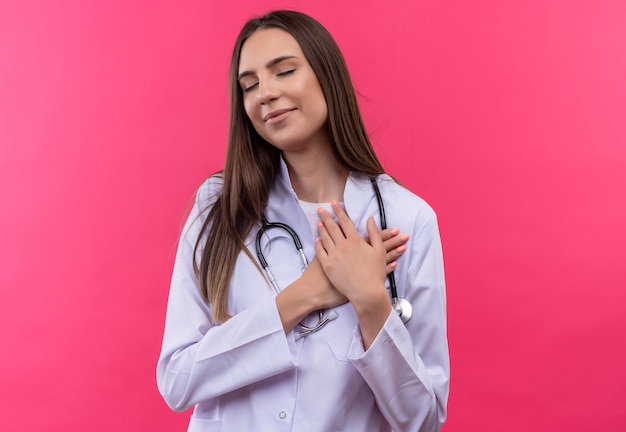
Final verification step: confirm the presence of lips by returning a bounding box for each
[264,108,296,124]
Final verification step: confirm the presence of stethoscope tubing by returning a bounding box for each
[255,215,308,294]
[256,177,412,329]
[370,178,398,300]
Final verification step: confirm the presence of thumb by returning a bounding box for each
[366,216,382,248]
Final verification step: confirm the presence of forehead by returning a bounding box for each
[238,28,304,72]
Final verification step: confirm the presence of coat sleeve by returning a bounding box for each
[156,182,298,412]
[348,212,449,432]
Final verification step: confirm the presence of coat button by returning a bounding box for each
[279,411,287,419]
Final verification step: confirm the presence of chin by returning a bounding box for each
[262,133,309,151]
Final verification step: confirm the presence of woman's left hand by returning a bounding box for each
[315,201,390,311]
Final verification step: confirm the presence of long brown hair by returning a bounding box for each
[194,10,386,323]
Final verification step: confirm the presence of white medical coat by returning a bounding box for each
[157,160,449,432]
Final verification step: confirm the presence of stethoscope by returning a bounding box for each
[255,178,412,337]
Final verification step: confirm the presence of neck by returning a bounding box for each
[283,145,348,203]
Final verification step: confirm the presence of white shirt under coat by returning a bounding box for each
[157,159,450,432]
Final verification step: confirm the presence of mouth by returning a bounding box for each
[264,108,296,124]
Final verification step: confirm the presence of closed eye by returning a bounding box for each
[241,68,295,93]
[242,82,258,93]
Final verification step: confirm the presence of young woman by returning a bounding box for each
[157,10,449,432]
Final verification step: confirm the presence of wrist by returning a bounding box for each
[276,281,315,332]
[350,286,391,317]
[352,290,392,350]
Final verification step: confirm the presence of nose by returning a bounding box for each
[256,77,280,105]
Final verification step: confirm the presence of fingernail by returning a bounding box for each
[397,245,407,253]
[389,262,397,269]
[331,199,338,206]
[400,234,409,241]
[391,228,399,235]
[317,207,324,214]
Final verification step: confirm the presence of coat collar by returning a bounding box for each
[272,156,380,231]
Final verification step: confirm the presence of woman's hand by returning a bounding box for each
[315,201,396,348]
[378,228,409,274]
[315,201,388,304]
[277,206,407,338]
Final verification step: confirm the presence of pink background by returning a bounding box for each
[1,0,625,430]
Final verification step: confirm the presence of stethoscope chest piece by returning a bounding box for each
[393,297,413,324]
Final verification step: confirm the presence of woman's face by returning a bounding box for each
[237,28,329,153]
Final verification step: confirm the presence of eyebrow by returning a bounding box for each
[237,55,298,81]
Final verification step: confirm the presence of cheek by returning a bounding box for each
[305,79,328,122]
[243,97,258,122]
[312,91,329,123]
[242,98,268,139]
[243,95,262,128]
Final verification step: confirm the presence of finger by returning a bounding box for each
[382,232,408,253]
[386,261,398,274]
[314,236,328,259]
[331,200,359,238]
[365,228,398,245]
[317,207,345,241]
[379,227,400,242]
[386,244,407,264]
[366,216,383,249]
[316,220,335,251]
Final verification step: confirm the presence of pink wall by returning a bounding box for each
[1,0,625,430]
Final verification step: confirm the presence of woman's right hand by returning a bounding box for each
[301,256,349,309]
[276,228,408,332]
[379,228,409,274]
[293,228,408,311]
[276,256,344,332]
